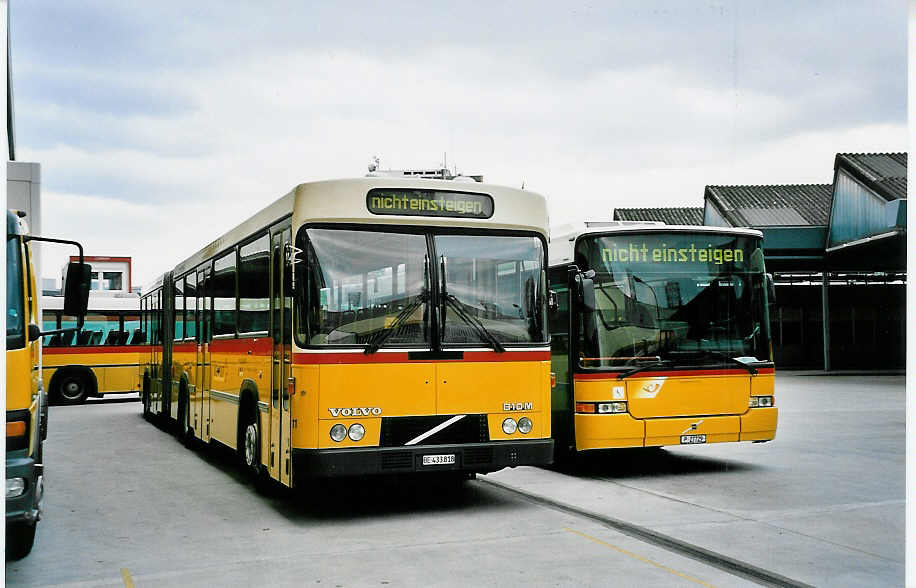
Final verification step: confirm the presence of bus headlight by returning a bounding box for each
[502,418,517,434]
[517,417,533,434]
[348,423,366,441]
[597,402,627,414]
[749,396,774,408]
[330,424,347,442]
[6,477,25,499]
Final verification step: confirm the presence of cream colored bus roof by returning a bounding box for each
[164,177,547,283]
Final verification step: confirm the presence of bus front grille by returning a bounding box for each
[380,414,490,447]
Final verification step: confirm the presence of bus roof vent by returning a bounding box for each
[366,156,482,182]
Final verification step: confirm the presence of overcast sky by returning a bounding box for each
[11,1,907,286]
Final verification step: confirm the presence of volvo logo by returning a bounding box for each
[328,407,382,417]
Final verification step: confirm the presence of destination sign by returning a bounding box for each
[600,242,745,266]
[367,189,494,219]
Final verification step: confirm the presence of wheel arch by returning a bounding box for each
[50,365,98,399]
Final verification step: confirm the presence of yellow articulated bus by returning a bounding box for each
[141,177,553,488]
[6,210,90,560]
[548,222,777,458]
[41,294,147,404]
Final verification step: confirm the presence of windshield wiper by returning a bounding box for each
[668,349,758,375]
[442,294,506,353]
[616,358,670,380]
[364,291,428,354]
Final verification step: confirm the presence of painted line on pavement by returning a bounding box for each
[120,568,134,588]
[479,477,814,588]
[565,527,717,587]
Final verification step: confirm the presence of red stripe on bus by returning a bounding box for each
[573,367,775,380]
[292,350,550,365]
[44,345,153,355]
[208,337,274,355]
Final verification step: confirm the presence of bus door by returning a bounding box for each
[196,267,212,441]
[270,226,293,485]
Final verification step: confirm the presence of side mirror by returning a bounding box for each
[766,273,776,304]
[547,290,559,312]
[28,323,41,342]
[576,273,596,312]
[63,262,91,316]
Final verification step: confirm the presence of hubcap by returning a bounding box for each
[245,423,258,468]
[62,380,82,400]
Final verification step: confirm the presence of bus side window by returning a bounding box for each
[185,275,197,340]
[213,250,237,337]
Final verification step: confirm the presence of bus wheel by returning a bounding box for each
[176,389,189,441]
[57,373,89,405]
[5,521,36,560]
[242,410,261,479]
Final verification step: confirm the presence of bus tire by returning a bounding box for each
[142,378,152,420]
[6,521,37,560]
[176,386,190,442]
[241,407,261,480]
[56,372,89,405]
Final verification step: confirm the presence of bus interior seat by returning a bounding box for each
[76,330,92,345]
[89,331,103,345]
[104,330,125,345]
[47,333,63,346]
[129,329,146,345]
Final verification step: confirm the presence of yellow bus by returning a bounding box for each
[40,294,146,405]
[6,210,89,559]
[548,222,777,458]
[141,177,553,488]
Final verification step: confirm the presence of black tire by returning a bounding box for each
[142,379,152,420]
[6,521,37,561]
[56,373,89,405]
[241,408,261,479]
[176,389,186,437]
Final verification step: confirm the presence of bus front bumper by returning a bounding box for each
[6,454,42,525]
[292,439,553,478]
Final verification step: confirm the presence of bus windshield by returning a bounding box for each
[575,232,771,369]
[436,234,545,345]
[298,228,546,348]
[7,233,25,348]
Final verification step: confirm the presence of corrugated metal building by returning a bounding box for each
[612,152,906,370]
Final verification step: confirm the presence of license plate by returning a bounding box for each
[422,454,456,466]
[680,434,706,444]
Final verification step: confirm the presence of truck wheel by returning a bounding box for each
[57,373,89,405]
[6,521,37,560]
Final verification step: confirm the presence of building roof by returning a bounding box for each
[704,184,833,227]
[613,207,704,225]
[834,152,907,201]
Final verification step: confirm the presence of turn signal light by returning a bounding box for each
[6,421,26,437]
[550,372,557,388]
[575,402,596,414]
[749,396,775,408]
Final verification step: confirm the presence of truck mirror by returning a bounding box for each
[63,262,91,316]
[766,273,776,304]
